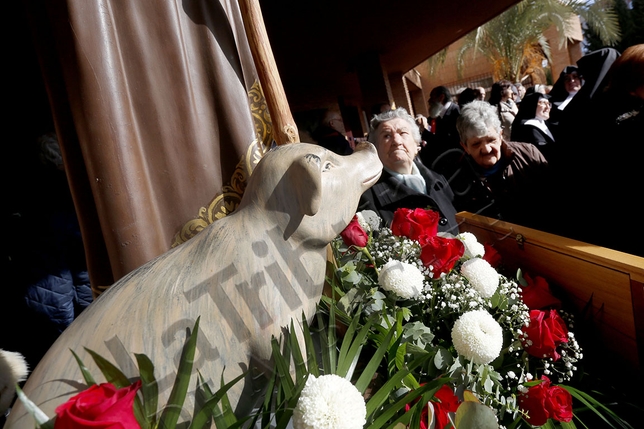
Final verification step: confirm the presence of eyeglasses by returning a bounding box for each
[537,100,551,107]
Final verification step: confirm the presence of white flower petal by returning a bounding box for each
[451,310,503,364]
[458,232,486,259]
[293,374,366,429]
[378,260,425,299]
[461,258,499,298]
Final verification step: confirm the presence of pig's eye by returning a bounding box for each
[322,161,332,172]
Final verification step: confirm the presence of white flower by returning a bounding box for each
[458,232,485,259]
[460,258,499,298]
[356,210,380,232]
[293,374,366,429]
[451,310,503,365]
[378,260,424,299]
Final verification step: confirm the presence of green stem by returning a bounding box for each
[361,247,379,276]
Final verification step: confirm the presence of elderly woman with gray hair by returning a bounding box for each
[450,101,550,230]
[358,107,458,233]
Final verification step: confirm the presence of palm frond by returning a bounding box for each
[454,0,621,82]
[582,1,621,45]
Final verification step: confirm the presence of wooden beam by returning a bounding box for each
[238,0,299,145]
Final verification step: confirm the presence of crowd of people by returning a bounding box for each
[320,45,643,257]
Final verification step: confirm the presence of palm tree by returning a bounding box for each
[454,0,621,83]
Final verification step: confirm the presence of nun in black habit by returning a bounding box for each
[510,92,556,161]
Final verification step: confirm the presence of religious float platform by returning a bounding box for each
[6,198,643,428]
[455,211,644,377]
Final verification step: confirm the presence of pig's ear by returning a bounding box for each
[291,153,322,216]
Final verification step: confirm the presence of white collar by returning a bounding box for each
[558,92,577,110]
[524,118,554,141]
[440,101,453,118]
[385,162,427,193]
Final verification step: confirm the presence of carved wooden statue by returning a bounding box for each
[7,142,382,427]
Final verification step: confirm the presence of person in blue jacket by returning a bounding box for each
[1,132,92,370]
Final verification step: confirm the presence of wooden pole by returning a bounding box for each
[238,0,299,145]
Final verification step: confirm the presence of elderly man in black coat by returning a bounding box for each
[358,108,459,233]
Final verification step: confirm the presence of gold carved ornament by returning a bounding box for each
[171,81,274,247]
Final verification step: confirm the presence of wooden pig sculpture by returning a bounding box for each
[7,142,382,427]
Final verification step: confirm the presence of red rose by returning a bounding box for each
[482,243,502,268]
[405,384,460,429]
[404,401,429,429]
[418,235,464,278]
[391,208,439,241]
[340,215,368,247]
[521,273,561,310]
[545,385,573,422]
[519,376,573,425]
[431,385,460,429]
[55,381,142,429]
[522,310,568,361]
[519,376,552,426]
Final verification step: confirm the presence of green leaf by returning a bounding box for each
[302,312,320,378]
[190,371,248,429]
[561,385,633,429]
[365,355,437,418]
[159,317,201,429]
[15,385,53,426]
[454,401,499,428]
[400,307,412,322]
[135,352,159,426]
[39,419,56,429]
[343,268,362,284]
[259,369,278,429]
[192,375,214,429]
[434,347,454,371]
[70,349,96,386]
[539,419,554,429]
[270,336,295,398]
[560,419,577,429]
[402,321,434,347]
[369,381,442,429]
[355,323,396,394]
[84,348,131,388]
[336,311,371,379]
[287,320,308,382]
[506,416,523,429]
[273,381,307,429]
[317,304,336,374]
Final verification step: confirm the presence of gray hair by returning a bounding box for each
[456,100,502,143]
[368,107,421,145]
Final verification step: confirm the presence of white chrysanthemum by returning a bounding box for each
[460,258,499,298]
[458,232,485,259]
[378,260,424,299]
[356,210,380,232]
[293,374,366,429]
[451,310,503,364]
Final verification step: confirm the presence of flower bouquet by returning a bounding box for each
[15,207,636,429]
[323,207,633,428]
